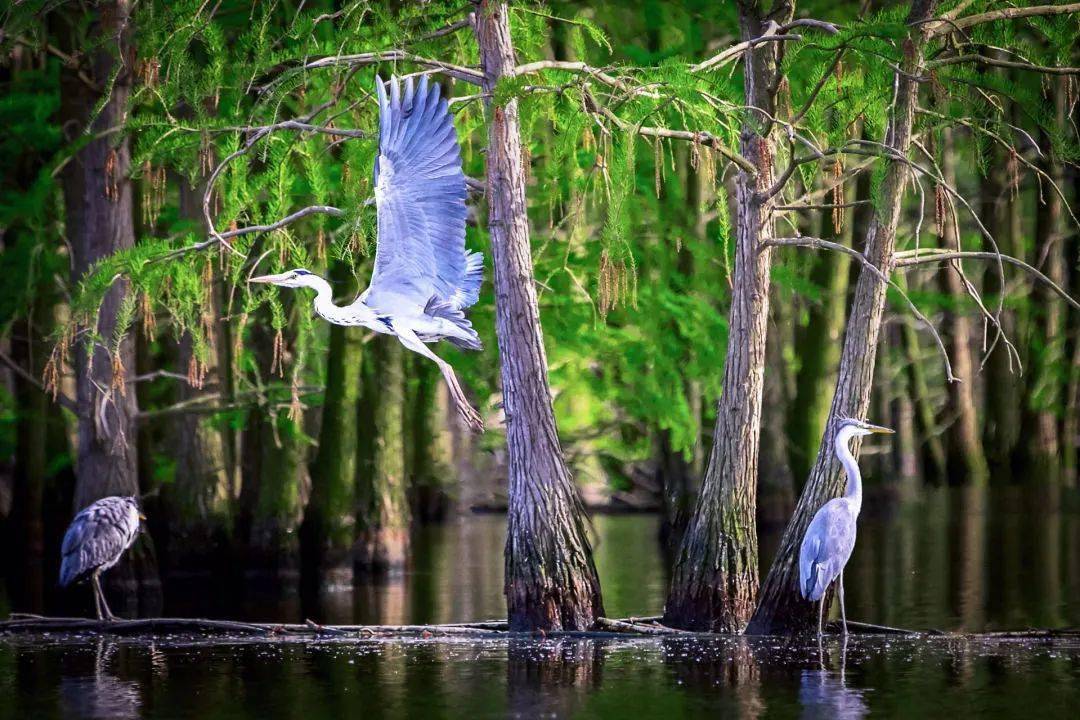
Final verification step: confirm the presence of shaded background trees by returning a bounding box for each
[0,0,1077,633]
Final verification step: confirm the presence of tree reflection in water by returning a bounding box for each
[507,638,601,718]
[799,635,867,720]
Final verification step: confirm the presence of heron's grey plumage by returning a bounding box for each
[797,417,894,636]
[367,74,481,315]
[59,496,142,620]
[248,76,485,432]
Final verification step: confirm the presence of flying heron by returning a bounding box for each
[250,75,484,432]
[59,496,144,621]
[799,417,894,636]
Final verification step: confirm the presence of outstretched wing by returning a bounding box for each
[365,75,481,312]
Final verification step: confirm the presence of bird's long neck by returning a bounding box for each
[834,426,862,512]
[305,276,378,327]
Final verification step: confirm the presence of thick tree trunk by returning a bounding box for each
[758,293,795,528]
[788,175,854,481]
[59,0,139,508]
[663,0,788,633]
[936,130,988,484]
[1022,83,1067,482]
[407,356,454,523]
[161,180,233,577]
[355,337,410,573]
[981,155,1023,470]
[302,263,363,590]
[475,0,604,631]
[245,409,305,591]
[57,0,159,611]
[747,0,940,636]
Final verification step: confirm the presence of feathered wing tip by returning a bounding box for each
[450,250,484,310]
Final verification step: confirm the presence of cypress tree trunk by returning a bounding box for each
[663,0,789,633]
[356,337,409,573]
[474,0,605,631]
[245,409,305,591]
[747,0,940,636]
[57,0,160,611]
[981,150,1023,471]
[1022,82,1067,481]
[758,294,795,527]
[936,130,988,484]
[162,180,233,576]
[302,263,363,589]
[59,0,139,508]
[788,168,859,480]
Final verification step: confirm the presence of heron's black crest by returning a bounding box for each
[294,269,311,276]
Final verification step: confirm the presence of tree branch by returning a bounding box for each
[936,3,1080,34]
[0,349,77,412]
[764,237,957,382]
[895,250,1080,311]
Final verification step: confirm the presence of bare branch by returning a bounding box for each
[0,349,77,412]
[929,54,1080,76]
[157,205,345,262]
[765,237,957,382]
[582,92,757,175]
[284,50,483,86]
[936,3,1080,34]
[895,250,1080,312]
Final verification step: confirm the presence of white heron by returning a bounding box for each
[799,417,894,636]
[59,496,144,621]
[250,75,484,432]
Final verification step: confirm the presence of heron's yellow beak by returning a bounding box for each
[866,423,895,435]
[138,512,147,521]
[249,272,290,285]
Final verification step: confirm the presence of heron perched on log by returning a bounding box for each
[799,418,894,637]
[250,75,484,432]
[59,496,144,621]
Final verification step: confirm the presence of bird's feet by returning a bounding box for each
[455,398,484,434]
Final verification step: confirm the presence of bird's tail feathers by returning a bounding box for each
[424,296,482,351]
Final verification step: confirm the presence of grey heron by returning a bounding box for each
[59,496,144,621]
[799,418,894,636]
[250,75,484,432]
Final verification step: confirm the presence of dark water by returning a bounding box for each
[3,635,1080,718]
[3,484,1080,718]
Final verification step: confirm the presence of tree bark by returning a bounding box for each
[355,337,410,573]
[747,0,940,636]
[936,130,989,484]
[59,0,139,508]
[57,0,160,611]
[1021,80,1067,482]
[981,149,1023,471]
[161,180,233,577]
[475,0,605,631]
[663,0,789,633]
[302,263,363,589]
[788,167,857,480]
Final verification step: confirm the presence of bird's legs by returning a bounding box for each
[92,569,116,622]
[817,597,824,638]
[397,329,484,432]
[838,573,848,636]
[91,569,103,620]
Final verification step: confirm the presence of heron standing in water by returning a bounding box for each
[799,418,894,636]
[59,496,144,621]
[250,75,484,432]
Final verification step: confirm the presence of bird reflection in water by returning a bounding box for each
[58,639,142,720]
[799,635,867,720]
